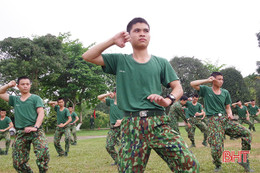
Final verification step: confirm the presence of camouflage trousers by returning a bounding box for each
[12,128,50,173]
[238,118,254,130]
[0,131,11,153]
[118,115,199,173]
[106,126,121,163]
[249,115,260,131]
[69,124,77,144]
[54,126,70,156]
[207,116,251,167]
[168,115,180,135]
[185,117,208,144]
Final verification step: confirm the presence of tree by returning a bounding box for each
[0,34,68,96]
[203,59,226,74]
[44,33,115,123]
[244,73,260,104]
[169,56,209,96]
[221,67,250,103]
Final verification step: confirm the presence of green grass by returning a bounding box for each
[0,124,260,172]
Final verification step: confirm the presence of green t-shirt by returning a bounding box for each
[54,105,70,124]
[235,105,248,119]
[0,116,12,130]
[102,54,179,112]
[106,98,125,125]
[198,85,232,116]
[9,94,44,128]
[247,104,259,116]
[70,112,78,123]
[185,101,203,118]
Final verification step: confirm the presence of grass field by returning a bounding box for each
[0,124,260,173]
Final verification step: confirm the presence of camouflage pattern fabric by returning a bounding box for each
[12,129,49,173]
[106,126,121,163]
[54,126,70,156]
[0,130,11,154]
[249,115,260,131]
[207,116,251,168]
[185,117,208,144]
[69,124,77,144]
[118,115,200,173]
[238,118,254,130]
[168,102,188,135]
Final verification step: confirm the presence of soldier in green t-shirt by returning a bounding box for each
[245,100,260,131]
[0,108,13,155]
[184,94,208,148]
[0,76,50,172]
[49,98,72,156]
[191,72,252,172]
[232,100,253,130]
[68,106,79,145]
[98,88,124,166]
[168,95,191,135]
[83,17,199,173]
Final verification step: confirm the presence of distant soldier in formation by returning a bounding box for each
[98,88,124,166]
[68,106,79,145]
[184,94,208,148]
[232,100,254,130]
[49,98,72,157]
[245,99,260,131]
[168,95,191,135]
[0,108,13,155]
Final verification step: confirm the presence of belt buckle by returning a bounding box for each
[139,110,148,117]
[218,113,222,117]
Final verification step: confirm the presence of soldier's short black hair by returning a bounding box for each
[180,95,188,101]
[127,17,150,33]
[210,72,223,78]
[17,76,31,84]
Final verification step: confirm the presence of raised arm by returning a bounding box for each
[82,31,130,66]
[48,101,57,108]
[190,76,214,91]
[231,102,238,108]
[97,92,114,103]
[0,80,16,102]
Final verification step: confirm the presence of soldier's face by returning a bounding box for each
[17,79,31,94]
[0,111,6,117]
[58,100,65,107]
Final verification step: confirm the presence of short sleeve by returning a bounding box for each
[102,54,120,75]
[8,95,15,106]
[105,98,111,106]
[34,95,44,108]
[160,59,179,88]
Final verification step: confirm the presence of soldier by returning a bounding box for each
[90,115,95,129]
[245,100,260,131]
[168,95,191,135]
[68,106,79,145]
[97,88,124,166]
[0,76,50,172]
[83,17,199,172]
[232,100,254,130]
[190,72,253,172]
[49,98,72,156]
[0,108,13,155]
[184,94,208,148]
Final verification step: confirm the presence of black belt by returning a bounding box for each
[207,113,224,117]
[16,128,24,130]
[125,109,165,118]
